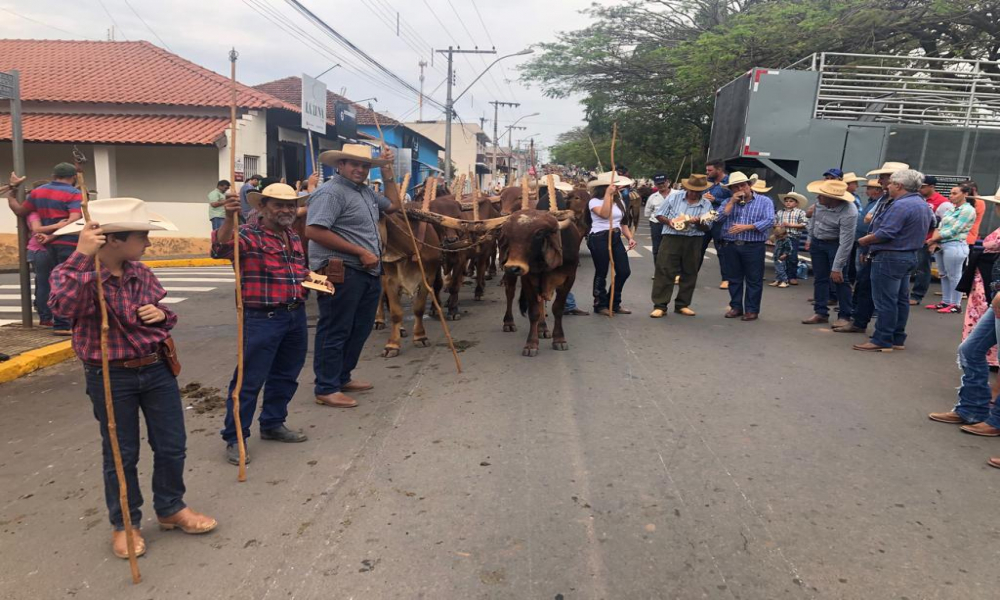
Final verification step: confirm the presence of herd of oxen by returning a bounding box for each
[367,174,655,357]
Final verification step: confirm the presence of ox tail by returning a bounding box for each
[518,283,529,317]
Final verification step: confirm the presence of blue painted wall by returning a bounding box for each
[359,124,442,196]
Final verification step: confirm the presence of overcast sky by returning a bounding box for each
[0,0,597,159]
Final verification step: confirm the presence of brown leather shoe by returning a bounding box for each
[675,307,696,316]
[316,392,358,408]
[853,342,892,352]
[613,307,632,314]
[724,308,743,318]
[740,313,759,321]
[342,380,373,392]
[719,281,729,290]
[928,411,967,424]
[111,528,146,559]
[565,308,589,316]
[988,457,1000,469]
[158,507,218,534]
[960,422,1000,437]
[831,319,851,328]
[833,324,866,333]
[801,314,829,325]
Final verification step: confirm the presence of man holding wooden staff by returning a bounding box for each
[213,183,328,465]
[48,198,217,560]
[306,144,400,408]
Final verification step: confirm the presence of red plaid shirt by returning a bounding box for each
[49,252,177,363]
[211,223,309,309]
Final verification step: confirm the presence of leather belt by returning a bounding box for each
[724,240,763,246]
[86,352,161,369]
[247,300,303,313]
[589,228,621,237]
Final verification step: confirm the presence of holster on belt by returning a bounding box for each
[161,336,181,377]
[319,258,346,284]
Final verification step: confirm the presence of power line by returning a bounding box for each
[122,0,172,51]
[94,0,129,40]
[0,8,96,39]
[444,0,510,102]
[470,0,519,102]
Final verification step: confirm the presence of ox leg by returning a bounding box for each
[502,273,518,332]
[373,285,387,330]
[412,275,432,348]
[430,269,443,318]
[474,251,488,301]
[486,244,497,280]
[381,273,404,358]
[446,258,464,321]
[522,277,542,357]
[552,275,573,351]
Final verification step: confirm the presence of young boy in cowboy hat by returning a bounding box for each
[774,192,807,285]
[213,183,329,465]
[48,198,217,560]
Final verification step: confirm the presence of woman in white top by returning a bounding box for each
[586,173,637,315]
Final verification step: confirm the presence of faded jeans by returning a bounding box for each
[869,250,918,348]
[954,308,1000,426]
[937,241,969,306]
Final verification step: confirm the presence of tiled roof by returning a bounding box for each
[253,76,401,126]
[0,39,282,109]
[0,113,230,145]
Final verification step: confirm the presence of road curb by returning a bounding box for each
[141,258,230,268]
[0,340,75,384]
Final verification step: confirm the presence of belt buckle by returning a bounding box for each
[735,240,745,246]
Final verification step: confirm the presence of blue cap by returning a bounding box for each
[652,174,668,184]
[923,175,938,186]
[823,168,844,178]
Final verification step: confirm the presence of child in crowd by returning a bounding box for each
[770,226,792,288]
[774,192,808,285]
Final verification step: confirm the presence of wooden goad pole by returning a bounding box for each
[74,149,141,583]
[228,49,248,481]
[606,122,618,318]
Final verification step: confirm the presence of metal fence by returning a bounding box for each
[786,52,1000,128]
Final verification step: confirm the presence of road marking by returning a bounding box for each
[0,306,23,312]
[159,297,188,304]
[643,246,654,252]
[156,277,235,283]
[163,287,217,292]
[0,294,31,300]
[627,250,642,258]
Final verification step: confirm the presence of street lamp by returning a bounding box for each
[314,63,341,79]
[493,112,538,186]
[442,47,533,179]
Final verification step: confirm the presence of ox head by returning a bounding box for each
[500,209,575,276]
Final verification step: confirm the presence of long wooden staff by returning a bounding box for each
[587,134,605,172]
[371,114,462,373]
[606,123,618,319]
[228,49,248,482]
[470,171,479,220]
[546,174,557,213]
[73,149,141,583]
[674,155,687,188]
[521,176,530,210]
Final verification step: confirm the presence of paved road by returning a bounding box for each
[2,232,999,600]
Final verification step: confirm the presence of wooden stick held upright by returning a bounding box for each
[471,171,479,220]
[521,176,530,210]
[607,122,618,319]
[546,174,557,213]
[228,49,247,482]
[74,150,141,584]
[674,155,687,188]
[587,134,605,172]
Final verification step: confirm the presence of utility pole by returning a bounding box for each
[438,46,497,181]
[418,59,427,120]
[1,70,31,326]
[489,100,519,189]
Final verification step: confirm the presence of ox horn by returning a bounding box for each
[404,208,510,233]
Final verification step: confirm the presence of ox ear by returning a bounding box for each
[543,227,563,270]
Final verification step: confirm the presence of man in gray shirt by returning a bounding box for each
[801,179,859,327]
[306,144,400,408]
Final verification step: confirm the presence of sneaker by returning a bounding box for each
[925,302,947,310]
[225,442,251,465]
[937,304,961,314]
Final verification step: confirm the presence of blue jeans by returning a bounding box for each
[869,250,918,347]
[852,253,874,328]
[210,217,226,231]
[774,254,788,282]
[954,309,1000,425]
[314,267,381,395]
[785,237,800,281]
[222,305,308,444]
[937,241,969,306]
[587,231,631,311]
[48,244,75,330]
[84,361,187,530]
[722,241,766,314]
[810,239,853,319]
[29,248,54,322]
[701,222,730,281]
[565,291,577,311]
[910,245,933,302]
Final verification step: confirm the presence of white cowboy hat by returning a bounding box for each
[586,171,634,189]
[319,143,390,167]
[974,187,1000,205]
[723,171,758,188]
[864,179,883,188]
[778,192,807,208]
[544,174,575,193]
[55,198,177,236]
[751,179,772,193]
[806,179,855,202]
[247,183,309,210]
[866,161,909,176]
[842,172,864,184]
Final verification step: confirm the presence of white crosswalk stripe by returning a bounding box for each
[0,266,233,326]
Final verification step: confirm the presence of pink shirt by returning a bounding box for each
[26,213,46,252]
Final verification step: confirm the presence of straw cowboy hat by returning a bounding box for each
[55,198,177,236]
[974,187,1000,205]
[680,174,712,192]
[806,179,855,202]
[779,192,807,208]
[586,171,634,189]
[842,172,864,184]
[864,179,883,188]
[751,179,773,193]
[723,171,758,188]
[866,161,909,176]
[543,174,575,193]
[247,183,309,211]
[319,143,390,167]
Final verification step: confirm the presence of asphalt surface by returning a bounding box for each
[2,230,999,600]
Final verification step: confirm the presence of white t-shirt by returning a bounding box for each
[589,197,623,232]
[645,191,667,223]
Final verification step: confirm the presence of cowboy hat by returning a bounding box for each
[866,161,909,176]
[751,179,772,193]
[586,171,634,189]
[681,174,712,192]
[55,198,177,235]
[779,192,807,208]
[842,172,864,184]
[319,143,390,167]
[864,179,883,188]
[974,187,1000,205]
[543,174,575,193]
[723,171,758,188]
[806,179,855,202]
[247,183,309,211]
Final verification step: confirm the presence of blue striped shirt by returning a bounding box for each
[654,190,713,237]
[717,193,774,242]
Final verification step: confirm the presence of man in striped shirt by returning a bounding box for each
[716,172,774,321]
[6,162,82,334]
